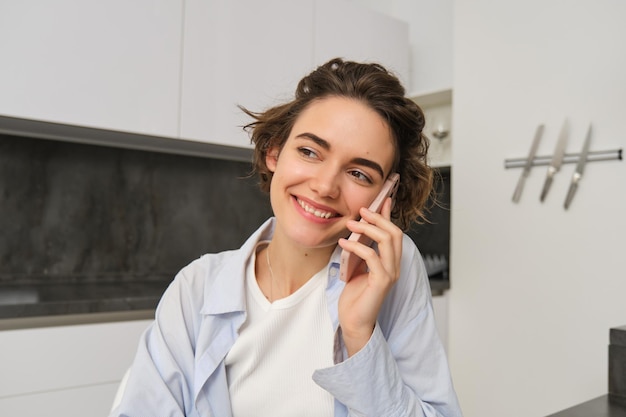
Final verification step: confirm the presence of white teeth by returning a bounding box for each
[298,199,334,219]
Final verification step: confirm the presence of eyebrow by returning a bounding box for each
[295,132,385,178]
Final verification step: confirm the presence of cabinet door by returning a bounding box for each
[314,0,410,89]
[0,320,151,416]
[180,0,410,149]
[391,0,453,95]
[0,1,182,138]
[180,0,315,148]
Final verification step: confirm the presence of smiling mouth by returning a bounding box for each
[296,198,338,219]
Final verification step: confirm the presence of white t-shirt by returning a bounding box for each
[224,243,335,417]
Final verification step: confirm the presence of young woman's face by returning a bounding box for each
[266,96,396,250]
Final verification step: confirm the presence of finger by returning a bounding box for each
[339,239,391,289]
[351,209,402,258]
[353,207,403,280]
[359,197,392,223]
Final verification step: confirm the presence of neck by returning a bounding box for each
[260,239,335,301]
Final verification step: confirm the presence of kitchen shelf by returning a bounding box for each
[409,89,453,167]
[409,88,452,108]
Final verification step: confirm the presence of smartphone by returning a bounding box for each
[339,173,400,282]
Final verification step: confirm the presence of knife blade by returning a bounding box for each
[512,124,544,203]
[564,124,592,209]
[540,120,569,202]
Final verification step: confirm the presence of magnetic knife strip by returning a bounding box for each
[506,122,622,209]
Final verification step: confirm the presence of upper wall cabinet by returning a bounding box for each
[314,0,409,88]
[0,1,183,138]
[0,1,409,150]
[398,0,453,96]
[180,0,316,148]
[180,0,409,148]
[348,0,453,95]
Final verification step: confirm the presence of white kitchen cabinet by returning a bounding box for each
[0,1,410,150]
[0,383,119,417]
[0,319,151,416]
[180,0,410,148]
[352,0,453,95]
[394,0,453,95]
[179,0,315,148]
[314,0,410,88]
[0,1,183,138]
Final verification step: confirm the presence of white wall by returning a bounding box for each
[449,1,626,416]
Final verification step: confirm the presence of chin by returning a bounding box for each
[289,230,343,250]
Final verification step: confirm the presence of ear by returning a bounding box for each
[265,146,280,172]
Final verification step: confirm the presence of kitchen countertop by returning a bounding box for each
[0,278,450,328]
[429,278,450,296]
[546,395,626,417]
[0,280,170,324]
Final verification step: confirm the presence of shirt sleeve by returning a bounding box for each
[312,237,463,417]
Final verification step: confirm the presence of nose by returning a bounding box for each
[310,168,341,199]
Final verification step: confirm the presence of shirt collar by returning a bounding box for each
[200,217,345,316]
[200,218,275,315]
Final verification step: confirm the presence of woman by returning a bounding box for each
[110,58,462,417]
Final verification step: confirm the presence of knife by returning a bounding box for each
[512,124,544,203]
[564,124,592,209]
[540,120,569,202]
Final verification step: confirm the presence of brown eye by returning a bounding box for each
[348,170,373,184]
[298,147,318,159]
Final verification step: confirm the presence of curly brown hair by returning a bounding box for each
[241,58,433,230]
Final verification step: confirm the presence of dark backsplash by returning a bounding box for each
[406,167,451,279]
[0,133,450,285]
[0,134,273,283]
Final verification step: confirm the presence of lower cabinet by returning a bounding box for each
[0,295,448,416]
[0,319,151,417]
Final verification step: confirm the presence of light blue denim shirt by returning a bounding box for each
[110,218,462,417]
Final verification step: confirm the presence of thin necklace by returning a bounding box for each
[265,245,274,302]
